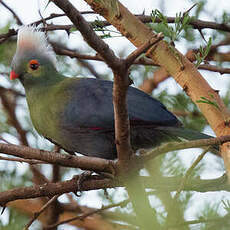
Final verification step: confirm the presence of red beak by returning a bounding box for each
[10,71,19,80]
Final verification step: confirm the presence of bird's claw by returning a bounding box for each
[75,171,93,196]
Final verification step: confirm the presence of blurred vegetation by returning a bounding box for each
[0,0,230,229]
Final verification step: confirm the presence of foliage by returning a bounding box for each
[194,37,212,67]
[150,9,191,42]
[196,93,220,111]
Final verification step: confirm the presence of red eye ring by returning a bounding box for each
[29,59,39,70]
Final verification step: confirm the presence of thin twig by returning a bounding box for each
[41,15,230,33]
[174,146,210,199]
[45,199,130,229]
[168,215,230,228]
[0,0,23,25]
[53,44,230,75]
[199,64,230,75]
[51,0,122,71]
[0,86,25,97]
[139,135,230,162]
[0,87,28,145]
[0,155,47,164]
[125,33,164,68]
[0,136,11,144]
[32,11,97,27]
[33,12,230,33]
[1,12,230,44]
[77,58,102,78]
[23,195,59,230]
[183,3,197,17]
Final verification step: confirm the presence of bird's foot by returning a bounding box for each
[75,171,93,196]
[74,171,114,196]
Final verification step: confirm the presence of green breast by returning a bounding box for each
[25,83,67,142]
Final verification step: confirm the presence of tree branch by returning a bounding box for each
[53,44,230,76]
[50,0,122,70]
[0,155,46,164]
[174,147,209,199]
[139,135,230,162]
[0,175,116,206]
[38,15,230,33]
[0,143,114,173]
[0,173,229,208]
[0,0,23,25]
[0,87,28,145]
[138,15,230,33]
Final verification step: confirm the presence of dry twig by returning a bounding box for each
[45,199,130,229]
[23,195,59,230]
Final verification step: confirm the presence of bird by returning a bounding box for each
[10,26,214,160]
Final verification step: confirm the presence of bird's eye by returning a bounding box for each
[29,59,39,70]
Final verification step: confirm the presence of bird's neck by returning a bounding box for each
[23,71,63,92]
[23,73,65,110]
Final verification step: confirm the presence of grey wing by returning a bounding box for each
[126,86,179,126]
[62,78,179,129]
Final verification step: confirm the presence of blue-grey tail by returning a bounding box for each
[155,126,219,154]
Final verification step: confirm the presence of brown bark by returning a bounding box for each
[212,51,230,62]
[139,67,169,94]
[0,176,116,206]
[0,143,114,173]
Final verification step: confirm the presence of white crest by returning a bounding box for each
[16,26,56,66]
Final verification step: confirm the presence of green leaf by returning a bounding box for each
[196,95,220,110]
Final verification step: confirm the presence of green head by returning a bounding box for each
[10,26,57,87]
